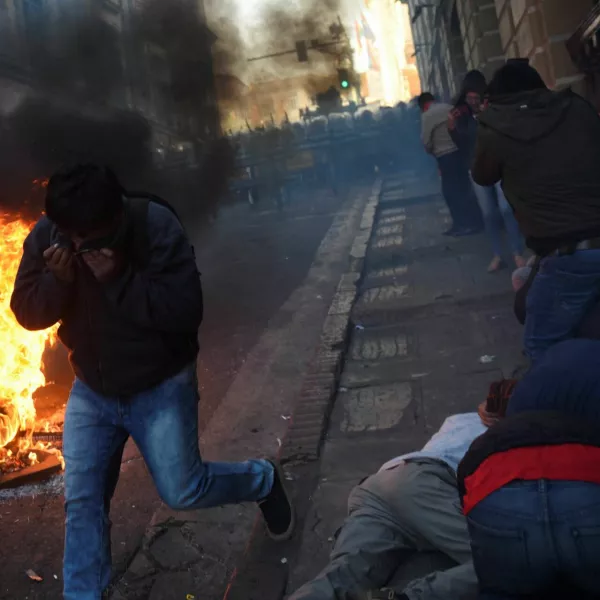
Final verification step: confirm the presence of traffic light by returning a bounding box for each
[338,68,350,90]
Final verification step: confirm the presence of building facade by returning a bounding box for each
[351,0,420,104]
[405,0,596,101]
[245,73,340,128]
[491,0,592,92]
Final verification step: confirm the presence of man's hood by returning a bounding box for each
[478,88,573,143]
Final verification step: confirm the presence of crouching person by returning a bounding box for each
[10,165,294,600]
[289,382,517,600]
[458,339,600,598]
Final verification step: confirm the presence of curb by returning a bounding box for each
[223,180,383,600]
[280,178,382,463]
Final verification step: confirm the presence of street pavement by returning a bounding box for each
[0,182,372,600]
[226,174,527,599]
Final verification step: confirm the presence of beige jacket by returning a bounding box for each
[421,102,458,158]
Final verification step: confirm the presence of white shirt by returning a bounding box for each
[421,102,458,158]
[379,413,486,474]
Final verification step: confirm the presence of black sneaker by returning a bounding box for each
[258,460,296,541]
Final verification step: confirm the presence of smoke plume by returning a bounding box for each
[0,0,240,221]
[259,0,342,51]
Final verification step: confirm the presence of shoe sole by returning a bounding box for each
[266,460,297,542]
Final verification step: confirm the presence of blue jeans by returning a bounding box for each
[470,178,523,257]
[524,250,600,362]
[62,365,274,600]
[468,480,600,599]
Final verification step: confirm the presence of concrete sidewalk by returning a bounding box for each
[285,174,527,595]
[228,174,527,600]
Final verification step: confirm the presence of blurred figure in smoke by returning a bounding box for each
[10,164,295,600]
[449,71,525,272]
[419,92,481,237]
[472,61,600,362]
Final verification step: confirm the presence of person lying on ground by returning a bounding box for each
[471,60,600,363]
[512,258,600,340]
[458,339,600,599]
[10,164,294,600]
[289,380,517,600]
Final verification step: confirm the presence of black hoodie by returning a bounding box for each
[472,89,600,255]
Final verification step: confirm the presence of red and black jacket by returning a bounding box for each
[457,411,600,504]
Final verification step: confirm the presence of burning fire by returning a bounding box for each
[0,214,60,470]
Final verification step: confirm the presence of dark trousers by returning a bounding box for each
[467,480,600,599]
[437,151,480,230]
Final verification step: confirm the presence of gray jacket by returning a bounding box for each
[421,102,458,158]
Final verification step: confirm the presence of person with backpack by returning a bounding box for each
[10,164,295,600]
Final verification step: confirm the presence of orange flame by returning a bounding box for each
[0,214,59,466]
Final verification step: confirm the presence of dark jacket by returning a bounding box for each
[472,89,600,255]
[11,202,203,397]
[449,102,478,165]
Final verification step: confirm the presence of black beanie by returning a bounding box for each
[461,70,487,96]
[487,62,547,97]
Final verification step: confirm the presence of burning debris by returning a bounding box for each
[0,217,65,478]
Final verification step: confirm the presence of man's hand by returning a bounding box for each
[447,108,460,131]
[81,249,121,283]
[43,244,75,283]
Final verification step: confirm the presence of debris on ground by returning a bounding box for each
[479,355,496,364]
[26,569,43,582]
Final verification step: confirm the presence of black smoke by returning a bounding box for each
[0,0,239,222]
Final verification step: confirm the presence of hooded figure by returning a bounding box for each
[472,61,600,362]
[472,62,600,256]
[449,70,487,165]
[458,339,600,598]
[451,69,525,272]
